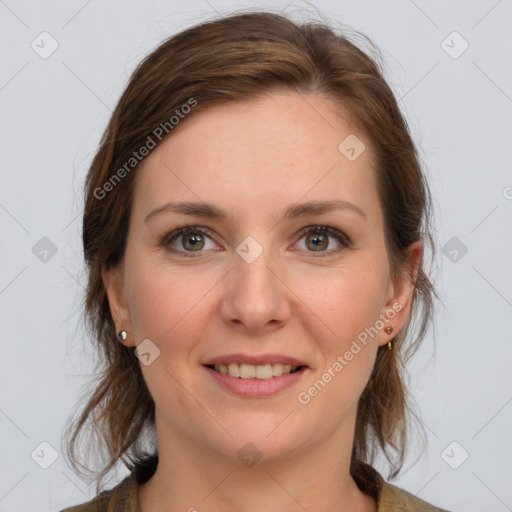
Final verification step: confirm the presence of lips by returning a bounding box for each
[203,364,308,398]
[202,353,309,396]
[210,362,303,379]
[203,354,308,380]
[202,353,308,367]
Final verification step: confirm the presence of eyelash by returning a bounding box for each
[160,224,352,259]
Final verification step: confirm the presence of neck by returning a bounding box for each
[138,415,377,512]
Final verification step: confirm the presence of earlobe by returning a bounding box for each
[378,240,423,347]
[102,265,135,347]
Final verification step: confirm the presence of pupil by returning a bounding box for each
[184,234,204,251]
[307,233,327,251]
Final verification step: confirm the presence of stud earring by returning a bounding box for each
[118,330,127,342]
[385,326,393,350]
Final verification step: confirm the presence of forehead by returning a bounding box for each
[132,90,380,223]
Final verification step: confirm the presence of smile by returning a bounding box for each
[208,363,304,380]
[203,364,308,398]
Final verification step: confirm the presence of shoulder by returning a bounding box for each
[58,473,137,512]
[352,461,450,512]
[379,481,451,512]
[59,454,157,512]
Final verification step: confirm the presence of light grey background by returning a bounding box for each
[1,1,511,511]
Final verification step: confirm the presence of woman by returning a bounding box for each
[61,10,449,512]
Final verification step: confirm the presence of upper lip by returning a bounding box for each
[203,353,308,367]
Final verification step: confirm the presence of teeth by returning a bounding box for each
[228,363,239,377]
[240,363,256,379]
[213,363,300,380]
[272,363,283,376]
[256,364,273,380]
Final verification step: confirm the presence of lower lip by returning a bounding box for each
[203,366,308,398]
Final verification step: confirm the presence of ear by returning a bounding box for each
[377,240,423,347]
[102,264,135,347]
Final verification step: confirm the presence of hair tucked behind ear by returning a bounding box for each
[63,8,437,493]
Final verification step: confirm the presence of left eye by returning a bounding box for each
[294,225,351,255]
[161,225,351,257]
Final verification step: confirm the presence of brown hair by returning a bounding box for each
[63,9,437,492]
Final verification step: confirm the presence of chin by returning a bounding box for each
[208,415,313,464]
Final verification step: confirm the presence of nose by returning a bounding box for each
[219,242,291,335]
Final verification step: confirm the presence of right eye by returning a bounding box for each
[161,226,220,257]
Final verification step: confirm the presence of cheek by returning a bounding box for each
[299,278,382,402]
[124,264,217,410]
[291,264,387,399]
[125,261,217,346]
[296,266,387,345]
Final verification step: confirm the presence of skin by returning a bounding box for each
[103,90,422,512]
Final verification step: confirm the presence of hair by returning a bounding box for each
[63,9,437,493]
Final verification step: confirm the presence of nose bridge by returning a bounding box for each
[221,234,290,331]
[234,235,279,305]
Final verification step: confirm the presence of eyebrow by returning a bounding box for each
[144,199,366,223]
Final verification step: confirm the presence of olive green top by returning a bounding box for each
[60,456,450,512]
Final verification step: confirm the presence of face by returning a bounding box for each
[103,90,420,463]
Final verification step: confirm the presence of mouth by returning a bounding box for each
[205,363,306,380]
[202,354,309,397]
